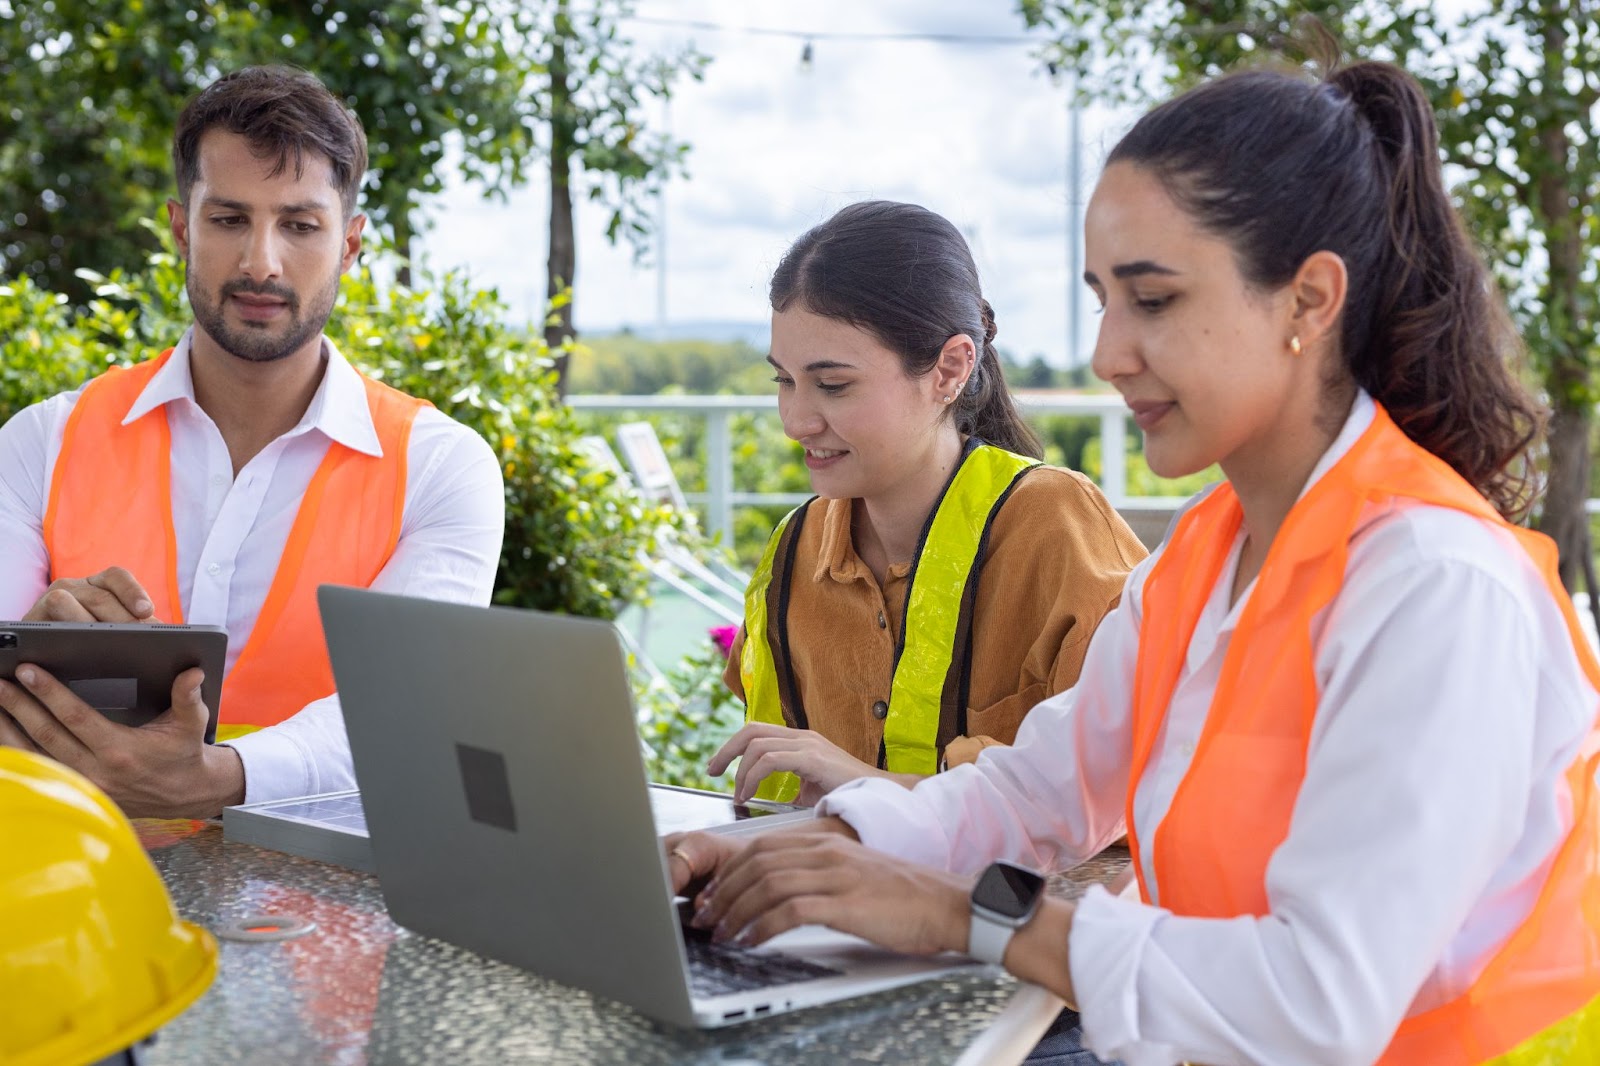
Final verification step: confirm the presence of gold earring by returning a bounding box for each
[1289,335,1303,356]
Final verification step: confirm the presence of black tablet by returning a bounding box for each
[0,621,226,743]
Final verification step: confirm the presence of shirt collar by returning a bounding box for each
[121,328,384,458]
[812,496,913,585]
[815,497,865,583]
[120,329,199,424]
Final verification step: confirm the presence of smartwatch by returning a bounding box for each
[968,860,1047,965]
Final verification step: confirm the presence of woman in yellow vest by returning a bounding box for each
[670,62,1600,1065]
[714,200,1146,805]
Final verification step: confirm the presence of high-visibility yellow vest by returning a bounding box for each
[739,441,1039,801]
[1129,403,1600,1063]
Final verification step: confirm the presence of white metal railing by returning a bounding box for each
[566,393,1183,545]
[569,393,1600,545]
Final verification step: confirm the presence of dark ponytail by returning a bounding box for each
[1107,61,1542,518]
[770,200,1043,459]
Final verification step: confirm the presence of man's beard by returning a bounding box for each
[188,270,340,364]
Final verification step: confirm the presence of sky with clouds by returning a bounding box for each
[413,0,1140,368]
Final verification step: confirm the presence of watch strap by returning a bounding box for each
[967,908,1015,965]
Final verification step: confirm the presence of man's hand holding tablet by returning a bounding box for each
[0,570,242,817]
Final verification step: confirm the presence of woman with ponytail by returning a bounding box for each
[669,64,1600,1065]
[715,200,1145,805]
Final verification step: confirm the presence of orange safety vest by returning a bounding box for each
[42,349,427,731]
[1127,404,1600,1064]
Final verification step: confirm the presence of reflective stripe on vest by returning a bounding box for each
[1127,403,1600,1064]
[43,349,428,731]
[740,441,1040,799]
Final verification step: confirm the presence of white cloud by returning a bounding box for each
[414,0,1140,368]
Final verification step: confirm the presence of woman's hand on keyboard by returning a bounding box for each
[681,828,969,957]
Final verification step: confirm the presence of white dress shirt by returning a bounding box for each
[819,393,1598,1066]
[0,329,505,803]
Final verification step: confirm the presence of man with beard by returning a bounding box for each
[0,67,504,818]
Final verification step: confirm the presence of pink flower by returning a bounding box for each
[710,624,739,659]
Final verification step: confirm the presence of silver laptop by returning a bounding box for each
[317,586,975,1028]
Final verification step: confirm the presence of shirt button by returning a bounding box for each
[211,475,226,488]
[871,700,888,720]
[207,562,222,577]
[877,611,887,629]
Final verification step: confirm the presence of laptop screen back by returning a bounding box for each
[317,586,698,1026]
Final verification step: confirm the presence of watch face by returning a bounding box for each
[973,862,1046,920]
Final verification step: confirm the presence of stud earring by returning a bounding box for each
[941,394,954,404]
[1289,335,1303,356]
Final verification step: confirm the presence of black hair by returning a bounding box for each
[174,65,368,218]
[1108,62,1541,517]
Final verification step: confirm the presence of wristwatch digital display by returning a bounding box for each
[968,860,1046,964]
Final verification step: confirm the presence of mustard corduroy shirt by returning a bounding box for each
[725,466,1147,768]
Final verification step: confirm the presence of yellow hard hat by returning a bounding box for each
[0,750,217,1066]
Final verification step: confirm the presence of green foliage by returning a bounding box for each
[1032,414,1100,473]
[1021,1,1441,104]
[1424,5,1600,410]
[0,240,672,619]
[635,638,744,791]
[1080,437,1220,497]
[0,278,84,425]
[0,226,192,423]
[331,269,676,618]
[569,332,775,396]
[0,0,705,309]
[0,0,539,300]
[1026,0,1599,393]
[1006,353,1068,389]
[534,0,708,257]
[521,0,706,374]
[1,238,730,769]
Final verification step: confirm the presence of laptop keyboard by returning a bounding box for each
[681,930,844,998]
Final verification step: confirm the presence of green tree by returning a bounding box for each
[567,333,772,395]
[1021,0,1600,594]
[0,0,540,298]
[1021,355,1058,389]
[263,0,537,287]
[534,0,707,393]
